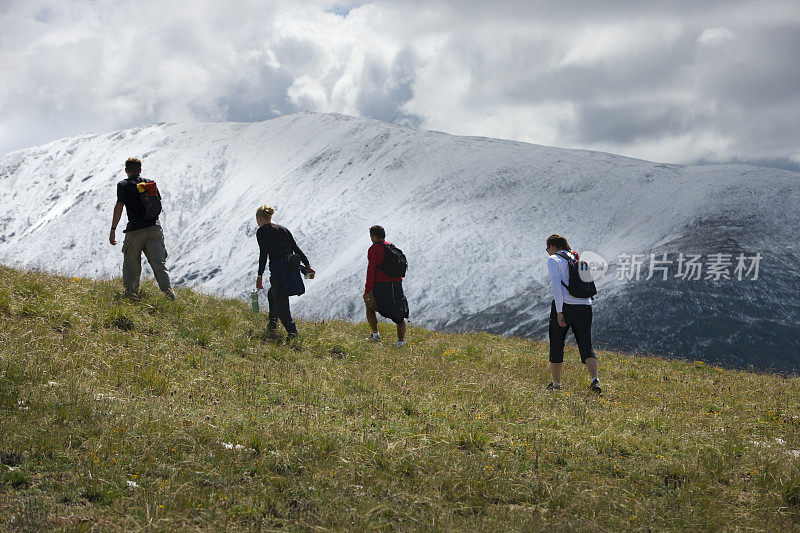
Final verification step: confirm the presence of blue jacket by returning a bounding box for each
[269,258,305,296]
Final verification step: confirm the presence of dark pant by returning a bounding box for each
[372,281,409,324]
[267,275,297,334]
[549,301,596,364]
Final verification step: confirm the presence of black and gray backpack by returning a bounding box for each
[129,177,162,222]
[380,243,408,277]
[557,251,597,299]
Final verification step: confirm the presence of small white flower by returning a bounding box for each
[127,480,139,489]
[220,441,253,452]
[95,393,117,401]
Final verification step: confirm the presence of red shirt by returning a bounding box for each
[365,241,403,294]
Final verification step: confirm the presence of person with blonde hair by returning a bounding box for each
[255,204,314,339]
[256,205,275,221]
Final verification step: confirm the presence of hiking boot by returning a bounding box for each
[264,323,280,341]
[590,378,602,394]
[546,382,561,391]
[164,289,176,301]
[286,332,298,343]
[366,333,380,342]
[395,341,405,348]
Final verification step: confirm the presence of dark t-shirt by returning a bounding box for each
[116,176,161,233]
[256,223,309,276]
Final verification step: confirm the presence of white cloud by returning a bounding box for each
[589,130,734,165]
[559,21,684,67]
[1,0,799,169]
[698,27,735,45]
[288,75,331,111]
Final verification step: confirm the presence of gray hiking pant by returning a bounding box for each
[121,225,173,295]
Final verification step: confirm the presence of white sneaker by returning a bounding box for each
[367,333,380,342]
[395,341,405,348]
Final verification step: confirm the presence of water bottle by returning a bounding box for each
[250,290,259,313]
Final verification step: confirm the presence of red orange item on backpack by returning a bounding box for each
[136,181,159,196]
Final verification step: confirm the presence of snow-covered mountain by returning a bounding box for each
[1,113,798,370]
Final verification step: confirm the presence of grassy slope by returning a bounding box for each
[0,265,799,532]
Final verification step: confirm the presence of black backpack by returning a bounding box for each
[557,251,597,299]
[129,177,162,222]
[379,243,408,277]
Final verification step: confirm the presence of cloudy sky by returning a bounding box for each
[1,0,799,169]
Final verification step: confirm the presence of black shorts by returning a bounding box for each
[372,281,409,324]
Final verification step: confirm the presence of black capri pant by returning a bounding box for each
[549,301,597,364]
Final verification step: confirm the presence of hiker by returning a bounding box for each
[364,225,409,347]
[109,158,175,300]
[545,234,601,393]
[255,205,314,340]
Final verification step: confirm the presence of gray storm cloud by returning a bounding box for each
[0,0,799,169]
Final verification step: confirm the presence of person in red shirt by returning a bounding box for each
[364,225,408,346]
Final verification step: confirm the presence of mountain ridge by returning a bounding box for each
[1,112,798,370]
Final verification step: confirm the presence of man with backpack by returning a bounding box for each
[545,234,600,393]
[364,225,409,347]
[109,158,175,300]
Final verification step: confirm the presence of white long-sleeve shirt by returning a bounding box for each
[547,252,592,312]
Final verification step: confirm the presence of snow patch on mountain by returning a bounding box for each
[1,113,798,369]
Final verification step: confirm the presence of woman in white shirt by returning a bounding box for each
[545,234,601,393]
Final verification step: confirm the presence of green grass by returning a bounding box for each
[0,264,799,531]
